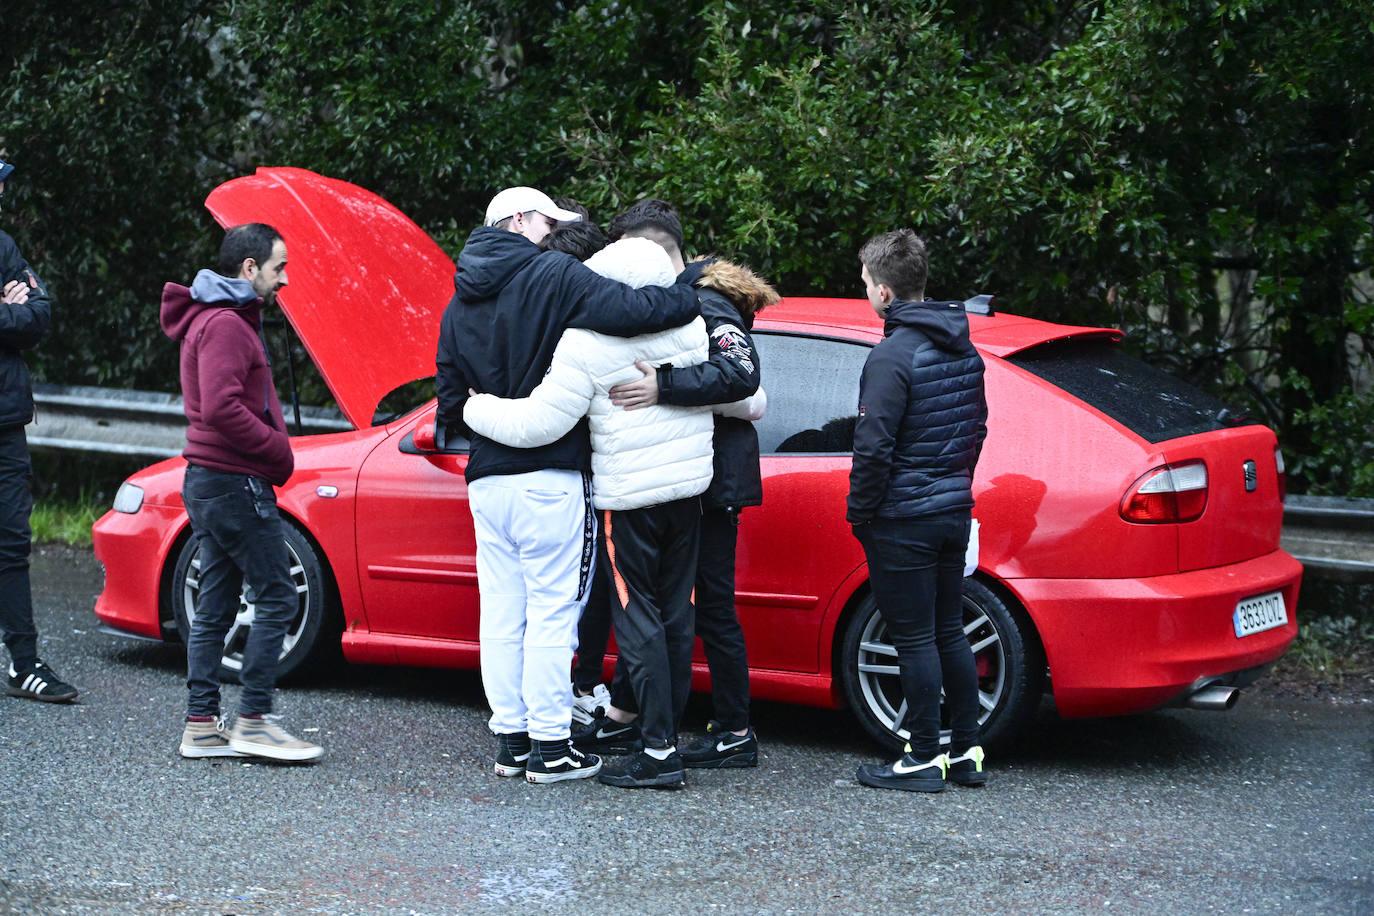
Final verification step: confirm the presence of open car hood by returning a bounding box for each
[205,167,454,429]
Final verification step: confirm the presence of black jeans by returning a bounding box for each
[853,511,980,759]
[182,464,296,717]
[605,497,701,750]
[572,534,613,694]
[694,507,750,731]
[0,425,38,672]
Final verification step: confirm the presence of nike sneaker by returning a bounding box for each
[947,745,988,787]
[571,713,642,754]
[571,683,611,728]
[525,739,602,784]
[856,744,947,793]
[680,721,759,769]
[494,731,531,777]
[597,749,686,790]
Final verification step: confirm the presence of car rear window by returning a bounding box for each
[1008,339,1255,443]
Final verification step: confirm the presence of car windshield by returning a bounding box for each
[1008,339,1256,443]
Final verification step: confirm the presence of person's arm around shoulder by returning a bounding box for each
[846,339,911,525]
[657,292,761,408]
[0,232,52,351]
[197,313,291,468]
[464,329,596,448]
[562,256,699,337]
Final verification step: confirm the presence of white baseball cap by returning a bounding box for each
[484,187,582,227]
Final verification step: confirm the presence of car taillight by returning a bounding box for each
[1120,462,1208,523]
[1275,447,1287,502]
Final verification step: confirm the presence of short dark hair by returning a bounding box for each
[858,229,927,301]
[608,198,684,253]
[543,221,608,261]
[552,196,590,226]
[218,223,283,277]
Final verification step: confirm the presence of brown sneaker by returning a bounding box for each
[228,715,324,762]
[180,716,247,759]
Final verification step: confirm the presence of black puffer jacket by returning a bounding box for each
[0,231,52,429]
[435,227,699,483]
[847,298,987,524]
[657,257,779,510]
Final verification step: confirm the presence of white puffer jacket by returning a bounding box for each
[465,237,759,511]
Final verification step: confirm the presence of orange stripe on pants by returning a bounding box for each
[603,512,631,610]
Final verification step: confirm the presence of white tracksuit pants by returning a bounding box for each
[469,468,595,741]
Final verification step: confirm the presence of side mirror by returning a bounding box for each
[413,421,437,451]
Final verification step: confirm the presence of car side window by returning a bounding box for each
[752,332,869,454]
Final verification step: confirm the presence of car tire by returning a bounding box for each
[171,522,336,684]
[838,576,1044,754]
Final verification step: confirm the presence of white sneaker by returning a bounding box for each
[228,714,324,762]
[571,683,611,727]
[179,717,246,758]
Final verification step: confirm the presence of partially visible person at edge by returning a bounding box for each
[160,223,323,763]
[574,198,779,771]
[434,187,700,785]
[0,157,78,704]
[847,228,988,793]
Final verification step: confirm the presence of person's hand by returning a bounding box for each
[2,279,29,306]
[609,361,659,410]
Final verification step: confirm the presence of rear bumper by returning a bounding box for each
[91,505,188,641]
[1007,549,1303,718]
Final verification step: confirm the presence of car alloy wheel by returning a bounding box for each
[170,524,332,681]
[839,577,1043,752]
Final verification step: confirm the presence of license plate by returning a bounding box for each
[1233,591,1287,638]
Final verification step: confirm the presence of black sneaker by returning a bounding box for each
[597,749,686,789]
[526,739,602,784]
[571,714,642,754]
[856,745,947,793]
[7,661,78,703]
[947,745,988,787]
[494,731,531,778]
[681,721,759,769]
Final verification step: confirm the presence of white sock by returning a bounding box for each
[645,745,675,760]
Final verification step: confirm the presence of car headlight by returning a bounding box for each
[113,482,145,514]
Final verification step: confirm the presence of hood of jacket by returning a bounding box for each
[454,227,545,303]
[160,269,261,342]
[883,298,972,351]
[683,257,779,323]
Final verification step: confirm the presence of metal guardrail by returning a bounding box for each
[1281,495,1374,581]
[22,385,1374,579]
[30,383,350,459]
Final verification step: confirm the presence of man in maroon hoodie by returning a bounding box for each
[160,222,322,763]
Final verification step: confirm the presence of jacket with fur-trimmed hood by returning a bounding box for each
[160,270,294,485]
[463,238,761,511]
[657,256,779,510]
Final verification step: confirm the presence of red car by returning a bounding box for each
[92,168,1303,750]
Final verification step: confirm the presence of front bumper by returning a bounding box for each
[1007,549,1304,718]
[91,505,189,641]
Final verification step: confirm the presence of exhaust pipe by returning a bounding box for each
[1186,685,1240,711]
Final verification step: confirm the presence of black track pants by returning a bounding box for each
[0,425,37,671]
[605,497,701,750]
[694,507,751,730]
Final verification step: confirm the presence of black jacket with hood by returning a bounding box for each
[0,230,52,429]
[657,257,779,510]
[847,298,988,524]
[436,227,700,483]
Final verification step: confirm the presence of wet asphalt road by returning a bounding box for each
[0,547,1370,914]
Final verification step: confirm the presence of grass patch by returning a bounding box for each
[30,494,106,547]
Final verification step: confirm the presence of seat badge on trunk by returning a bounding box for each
[1242,460,1257,492]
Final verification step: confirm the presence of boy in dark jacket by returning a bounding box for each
[0,158,78,704]
[848,229,989,792]
[161,223,321,763]
[435,187,699,785]
[574,199,779,771]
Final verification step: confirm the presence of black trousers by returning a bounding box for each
[694,507,751,730]
[572,536,613,693]
[605,497,701,750]
[853,511,980,759]
[0,425,38,671]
